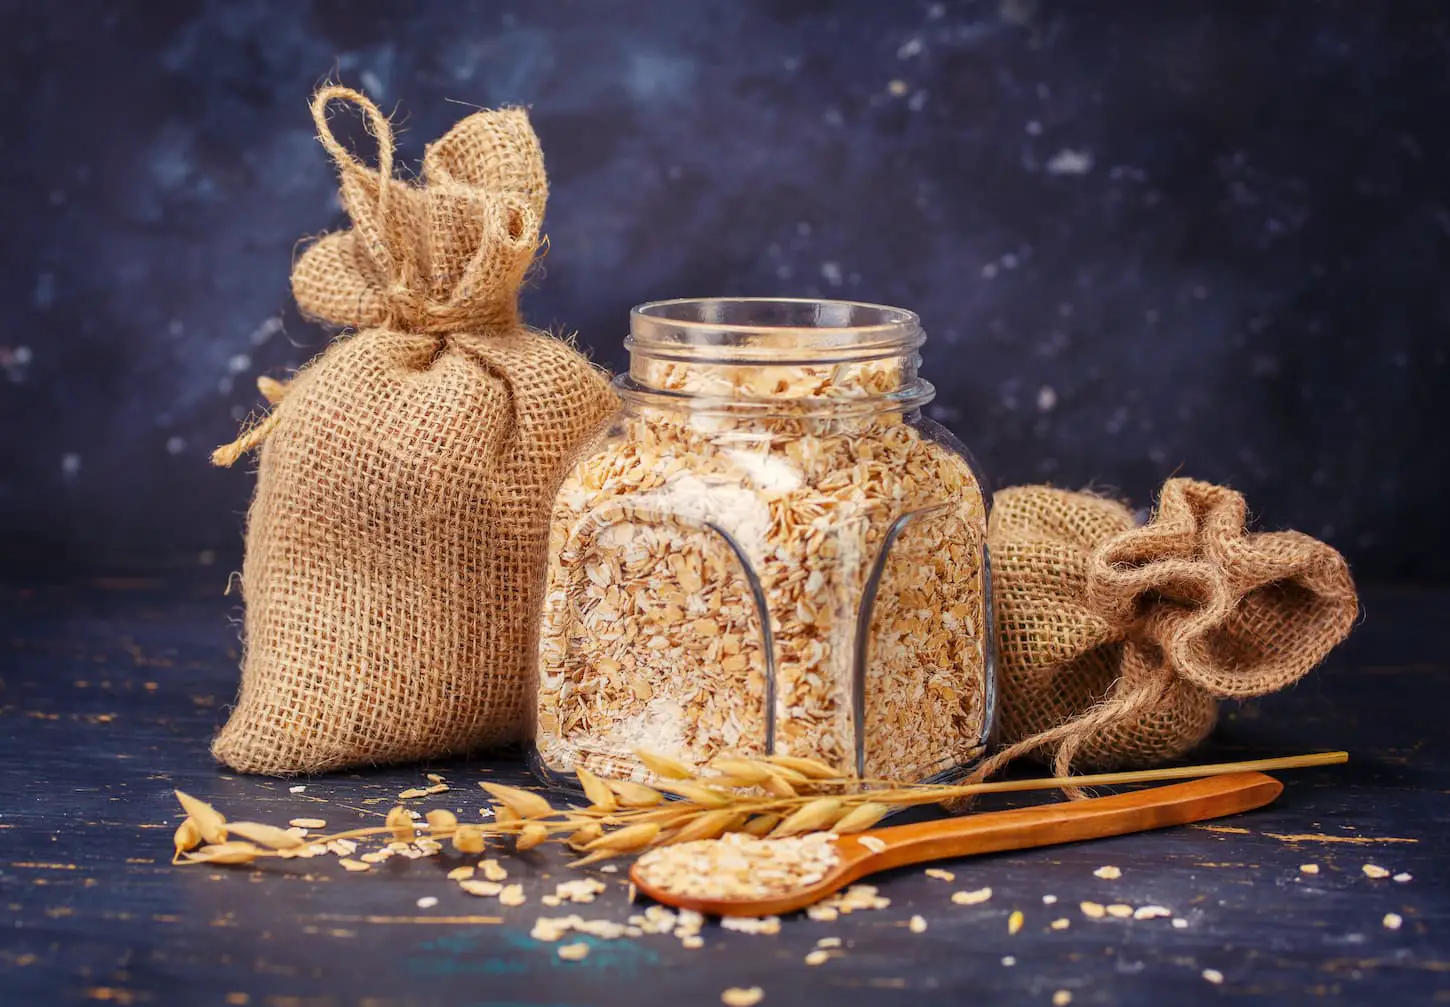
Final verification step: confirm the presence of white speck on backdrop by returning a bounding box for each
[1046,149,1094,176]
[61,453,82,478]
[820,262,844,286]
[248,317,283,346]
[360,68,385,98]
[166,436,187,456]
[897,37,924,59]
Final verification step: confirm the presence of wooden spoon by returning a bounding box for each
[629,772,1283,917]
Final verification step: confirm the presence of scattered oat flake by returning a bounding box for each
[816,937,842,949]
[924,868,955,881]
[1134,905,1172,920]
[425,783,450,794]
[1050,918,1070,930]
[600,864,619,873]
[426,774,445,784]
[952,887,993,905]
[499,884,527,907]
[804,949,831,966]
[1383,912,1403,930]
[859,835,887,853]
[909,915,928,933]
[721,916,781,935]
[398,788,429,799]
[1001,956,1016,967]
[541,895,561,907]
[1106,904,1133,918]
[1008,910,1024,934]
[288,785,306,794]
[480,859,508,882]
[1202,968,1224,985]
[1394,872,1413,883]
[1053,992,1073,1006]
[1172,918,1189,929]
[416,896,438,909]
[1080,901,1106,919]
[557,942,590,961]
[1363,864,1390,879]
[721,987,764,1007]
[1042,894,1058,905]
[682,934,704,949]
[1093,865,1121,880]
[289,818,327,829]
[459,880,503,897]
[337,858,370,872]
[448,866,475,881]
[1300,863,1320,875]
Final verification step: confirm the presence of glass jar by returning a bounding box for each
[531,298,995,790]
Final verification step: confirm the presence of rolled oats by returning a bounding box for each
[535,346,988,784]
[633,831,839,902]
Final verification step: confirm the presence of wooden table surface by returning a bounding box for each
[1,576,1444,1006]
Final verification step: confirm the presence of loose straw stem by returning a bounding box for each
[187,750,1348,860]
[875,750,1350,808]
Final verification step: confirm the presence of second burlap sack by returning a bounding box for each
[975,478,1358,784]
[210,87,619,775]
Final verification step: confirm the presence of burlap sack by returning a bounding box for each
[210,87,618,775]
[974,478,1358,784]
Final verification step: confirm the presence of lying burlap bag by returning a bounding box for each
[210,87,618,775]
[973,478,1358,786]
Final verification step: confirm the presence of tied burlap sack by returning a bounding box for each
[210,87,618,775]
[974,478,1358,786]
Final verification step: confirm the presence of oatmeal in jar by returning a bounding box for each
[532,299,993,786]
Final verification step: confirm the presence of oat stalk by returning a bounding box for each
[169,750,1346,868]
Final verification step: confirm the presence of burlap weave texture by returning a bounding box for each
[210,87,618,775]
[976,478,1358,782]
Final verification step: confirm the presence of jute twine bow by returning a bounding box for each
[962,479,1358,799]
[213,86,548,467]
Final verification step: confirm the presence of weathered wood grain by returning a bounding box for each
[0,577,1443,1006]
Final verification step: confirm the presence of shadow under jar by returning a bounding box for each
[532,298,995,791]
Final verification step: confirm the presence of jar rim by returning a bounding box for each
[630,297,922,359]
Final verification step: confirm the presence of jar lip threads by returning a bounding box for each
[623,297,934,414]
[629,297,924,361]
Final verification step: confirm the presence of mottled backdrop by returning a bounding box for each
[1,1,1446,580]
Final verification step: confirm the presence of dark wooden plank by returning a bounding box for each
[0,577,1445,1006]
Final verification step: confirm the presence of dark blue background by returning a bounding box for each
[2,1,1446,581]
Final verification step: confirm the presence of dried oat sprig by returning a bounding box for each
[169,751,1347,870]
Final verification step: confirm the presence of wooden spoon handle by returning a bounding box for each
[855,772,1283,874]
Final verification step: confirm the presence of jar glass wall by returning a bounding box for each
[531,298,995,789]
